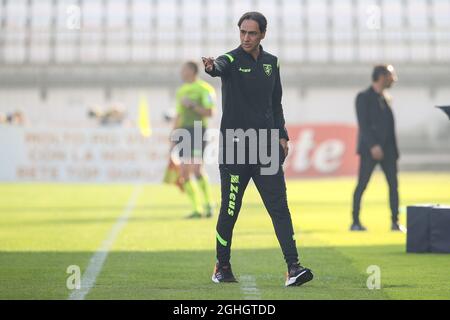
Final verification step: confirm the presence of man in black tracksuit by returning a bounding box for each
[202,12,313,287]
[351,64,401,232]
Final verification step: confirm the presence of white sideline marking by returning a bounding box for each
[68,185,142,300]
[240,275,261,300]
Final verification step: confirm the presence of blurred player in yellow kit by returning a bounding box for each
[172,61,217,219]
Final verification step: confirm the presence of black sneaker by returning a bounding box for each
[212,263,238,283]
[391,222,403,232]
[350,222,367,231]
[285,263,313,287]
[186,212,202,219]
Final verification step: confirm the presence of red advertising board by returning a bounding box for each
[284,124,358,178]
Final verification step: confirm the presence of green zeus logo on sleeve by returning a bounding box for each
[228,174,240,216]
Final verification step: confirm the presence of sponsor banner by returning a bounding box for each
[284,124,358,178]
[0,124,357,182]
[0,127,174,182]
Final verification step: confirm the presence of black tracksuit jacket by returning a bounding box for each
[205,45,289,144]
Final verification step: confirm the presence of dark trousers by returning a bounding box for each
[216,162,299,267]
[352,153,399,224]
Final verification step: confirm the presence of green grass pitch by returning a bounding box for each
[0,172,449,300]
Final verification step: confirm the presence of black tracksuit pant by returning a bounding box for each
[215,158,299,267]
[352,152,399,224]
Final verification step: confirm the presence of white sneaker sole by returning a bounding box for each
[211,274,220,283]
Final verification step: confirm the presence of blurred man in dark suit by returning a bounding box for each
[351,65,401,232]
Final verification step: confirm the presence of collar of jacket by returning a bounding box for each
[369,85,393,108]
[237,44,266,61]
[369,85,384,97]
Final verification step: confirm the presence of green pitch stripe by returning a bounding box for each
[216,231,228,246]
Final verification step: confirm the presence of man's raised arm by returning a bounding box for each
[202,55,233,77]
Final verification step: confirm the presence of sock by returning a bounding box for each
[287,261,300,271]
[218,261,230,268]
[183,179,203,213]
[197,174,213,207]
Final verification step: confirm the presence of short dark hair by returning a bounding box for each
[238,12,267,33]
[372,64,393,81]
[184,61,199,75]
